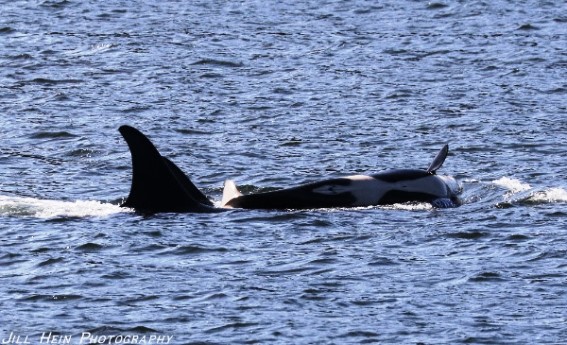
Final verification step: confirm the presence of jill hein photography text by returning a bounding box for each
[1,332,174,344]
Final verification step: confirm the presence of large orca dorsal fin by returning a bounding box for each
[161,157,213,207]
[426,144,449,174]
[119,125,217,213]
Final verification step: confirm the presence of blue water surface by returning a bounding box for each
[1,1,566,344]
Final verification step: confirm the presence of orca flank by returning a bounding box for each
[119,126,462,213]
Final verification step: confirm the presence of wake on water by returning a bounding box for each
[0,177,564,219]
[491,177,567,206]
[0,195,127,219]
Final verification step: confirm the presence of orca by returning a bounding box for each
[119,125,461,214]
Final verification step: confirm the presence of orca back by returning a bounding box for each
[225,178,358,210]
[372,169,432,183]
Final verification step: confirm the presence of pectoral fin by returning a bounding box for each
[426,144,449,174]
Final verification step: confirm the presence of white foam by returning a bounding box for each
[528,188,567,203]
[492,177,532,193]
[381,202,433,211]
[491,177,567,205]
[0,195,128,219]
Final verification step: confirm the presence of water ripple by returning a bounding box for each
[1,0,566,343]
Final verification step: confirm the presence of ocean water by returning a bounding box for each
[1,0,566,344]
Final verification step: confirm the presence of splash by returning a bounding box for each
[381,202,433,211]
[0,195,128,219]
[528,188,567,204]
[492,177,567,205]
[492,177,531,193]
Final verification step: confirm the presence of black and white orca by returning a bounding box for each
[119,125,461,214]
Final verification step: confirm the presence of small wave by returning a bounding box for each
[191,58,244,68]
[0,195,127,219]
[426,2,449,10]
[524,188,567,204]
[30,131,78,139]
[492,177,531,193]
[492,177,567,206]
[40,0,71,9]
[66,43,115,56]
[0,26,16,34]
[468,271,505,283]
[22,78,83,86]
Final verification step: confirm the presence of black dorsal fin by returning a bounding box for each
[162,157,213,207]
[426,144,449,174]
[119,125,218,213]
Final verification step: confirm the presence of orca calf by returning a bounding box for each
[119,125,461,213]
